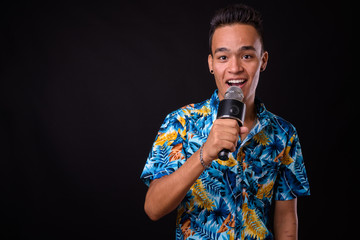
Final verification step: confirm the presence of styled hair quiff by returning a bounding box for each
[209,4,265,54]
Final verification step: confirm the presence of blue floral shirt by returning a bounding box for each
[141,90,310,240]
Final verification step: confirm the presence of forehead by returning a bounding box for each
[212,24,262,52]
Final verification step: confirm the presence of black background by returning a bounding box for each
[1,0,353,239]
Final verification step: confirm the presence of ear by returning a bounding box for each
[260,51,269,72]
[208,54,214,74]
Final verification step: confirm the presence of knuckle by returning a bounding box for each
[230,120,238,127]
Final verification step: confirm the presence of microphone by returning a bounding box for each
[216,86,246,160]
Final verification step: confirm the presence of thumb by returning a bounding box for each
[239,126,250,135]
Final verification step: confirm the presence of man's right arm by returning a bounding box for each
[144,119,246,221]
[144,147,205,221]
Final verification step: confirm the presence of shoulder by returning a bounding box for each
[180,98,212,117]
[163,98,213,127]
[265,110,298,138]
[256,99,297,138]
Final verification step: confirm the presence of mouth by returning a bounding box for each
[226,79,247,88]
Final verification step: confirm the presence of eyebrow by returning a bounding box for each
[214,45,257,54]
[214,47,230,54]
[240,46,256,51]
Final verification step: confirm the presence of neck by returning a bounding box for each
[244,97,257,128]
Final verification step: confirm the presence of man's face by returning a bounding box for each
[208,24,268,103]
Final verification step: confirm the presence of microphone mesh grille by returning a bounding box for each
[224,86,244,101]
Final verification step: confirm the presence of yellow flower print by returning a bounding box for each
[253,131,270,146]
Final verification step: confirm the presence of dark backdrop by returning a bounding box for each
[1,0,353,239]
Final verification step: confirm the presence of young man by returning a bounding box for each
[141,4,310,240]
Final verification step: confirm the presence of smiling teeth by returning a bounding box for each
[228,79,245,84]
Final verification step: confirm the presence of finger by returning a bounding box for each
[220,139,237,152]
[215,119,239,128]
[213,131,238,151]
[217,132,238,143]
[220,126,240,137]
[213,120,240,135]
[239,126,249,135]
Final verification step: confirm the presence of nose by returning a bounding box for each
[227,57,244,74]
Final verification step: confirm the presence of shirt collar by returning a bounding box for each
[255,97,271,125]
[209,89,220,114]
[240,97,271,146]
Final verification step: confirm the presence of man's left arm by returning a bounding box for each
[274,198,298,240]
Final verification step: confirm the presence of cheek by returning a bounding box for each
[247,72,260,95]
[247,61,261,74]
[250,67,260,80]
[213,74,225,95]
[212,69,227,99]
[247,63,261,84]
[213,64,225,74]
[213,66,226,85]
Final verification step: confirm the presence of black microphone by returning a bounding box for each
[216,86,246,160]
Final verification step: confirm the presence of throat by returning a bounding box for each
[241,100,257,139]
[241,116,258,141]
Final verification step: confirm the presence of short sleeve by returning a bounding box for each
[140,110,187,187]
[274,129,310,201]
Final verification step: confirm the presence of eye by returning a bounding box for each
[218,56,227,61]
[242,54,252,60]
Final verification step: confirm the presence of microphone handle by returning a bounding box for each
[218,149,230,160]
[216,98,246,161]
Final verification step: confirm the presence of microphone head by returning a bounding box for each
[224,86,244,102]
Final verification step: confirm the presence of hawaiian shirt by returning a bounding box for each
[141,90,310,240]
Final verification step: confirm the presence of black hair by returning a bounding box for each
[209,4,264,54]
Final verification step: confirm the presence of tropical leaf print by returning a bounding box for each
[177,114,186,127]
[274,145,294,166]
[253,131,270,146]
[256,181,274,199]
[241,203,268,240]
[140,91,310,240]
[217,155,237,167]
[218,213,235,233]
[274,134,296,165]
[192,105,211,116]
[169,143,185,162]
[201,174,223,196]
[154,130,178,146]
[191,179,215,211]
[227,230,235,240]
[281,146,294,165]
[181,219,195,239]
[179,127,187,140]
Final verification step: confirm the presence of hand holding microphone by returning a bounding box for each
[202,86,247,164]
[216,86,246,160]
